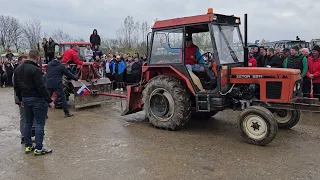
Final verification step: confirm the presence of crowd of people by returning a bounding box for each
[83,29,147,91]
[247,45,320,98]
[0,50,19,87]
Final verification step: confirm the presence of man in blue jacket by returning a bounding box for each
[112,55,126,91]
[46,57,79,117]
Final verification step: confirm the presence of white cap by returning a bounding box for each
[116,55,121,58]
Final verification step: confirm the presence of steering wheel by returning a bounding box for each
[197,52,214,64]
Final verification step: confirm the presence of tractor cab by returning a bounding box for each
[148,9,243,93]
[58,42,91,61]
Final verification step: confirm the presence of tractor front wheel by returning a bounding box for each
[143,75,191,130]
[239,106,278,146]
[273,109,301,130]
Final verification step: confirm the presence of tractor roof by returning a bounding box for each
[152,12,241,29]
[60,42,91,45]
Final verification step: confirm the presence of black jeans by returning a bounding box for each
[48,52,55,62]
[114,73,124,89]
[22,97,48,150]
[47,88,69,114]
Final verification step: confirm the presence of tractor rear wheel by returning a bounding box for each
[143,75,191,130]
[239,106,278,146]
[273,109,300,130]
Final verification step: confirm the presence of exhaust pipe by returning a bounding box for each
[244,14,248,67]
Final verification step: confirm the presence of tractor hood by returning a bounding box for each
[231,67,300,77]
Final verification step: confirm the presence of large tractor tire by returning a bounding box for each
[191,111,219,120]
[272,109,301,130]
[143,75,191,130]
[239,106,278,146]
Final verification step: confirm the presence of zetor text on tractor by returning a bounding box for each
[117,8,320,146]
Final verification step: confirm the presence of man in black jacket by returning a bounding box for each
[131,56,142,83]
[14,50,53,155]
[45,57,79,117]
[90,29,101,47]
[265,48,283,68]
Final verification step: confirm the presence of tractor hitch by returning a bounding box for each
[253,98,320,112]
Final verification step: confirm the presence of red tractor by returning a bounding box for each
[112,9,320,146]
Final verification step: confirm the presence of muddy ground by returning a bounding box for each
[0,87,320,180]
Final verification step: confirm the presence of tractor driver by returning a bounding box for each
[162,35,215,80]
[62,44,91,74]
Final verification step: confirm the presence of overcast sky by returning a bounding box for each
[1,0,319,42]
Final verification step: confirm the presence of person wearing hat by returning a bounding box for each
[161,35,215,80]
[304,45,320,98]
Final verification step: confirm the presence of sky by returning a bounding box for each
[1,0,320,42]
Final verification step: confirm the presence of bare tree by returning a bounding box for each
[10,18,24,51]
[52,29,72,43]
[0,15,18,50]
[23,18,42,49]
[141,21,150,43]
[118,16,135,51]
[133,21,140,45]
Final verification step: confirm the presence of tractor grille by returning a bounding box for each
[266,82,282,99]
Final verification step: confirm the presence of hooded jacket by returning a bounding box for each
[90,29,101,46]
[45,59,78,89]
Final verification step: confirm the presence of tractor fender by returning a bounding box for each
[142,66,196,95]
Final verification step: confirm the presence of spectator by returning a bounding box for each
[300,48,310,58]
[123,54,128,62]
[253,46,264,67]
[13,59,19,69]
[90,29,101,47]
[0,60,5,87]
[280,48,290,65]
[283,46,308,78]
[84,44,93,62]
[92,45,102,60]
[13,55,30,143]
[113,55,126,91]
[125,56,134,83]
[103,56,114,80]
[13,50,53,155]
[265,48,282,68]
[142,54,147,62]
[47,37,59,62]
[46,57,78,117]
[275,47,281,56]
[6,50,14,61]
[131,56,142,83]
[304,45,320,98]
[259,47,267,67]
[3,58,14,86]
[42,38,49,63]
[248,52,257,67]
